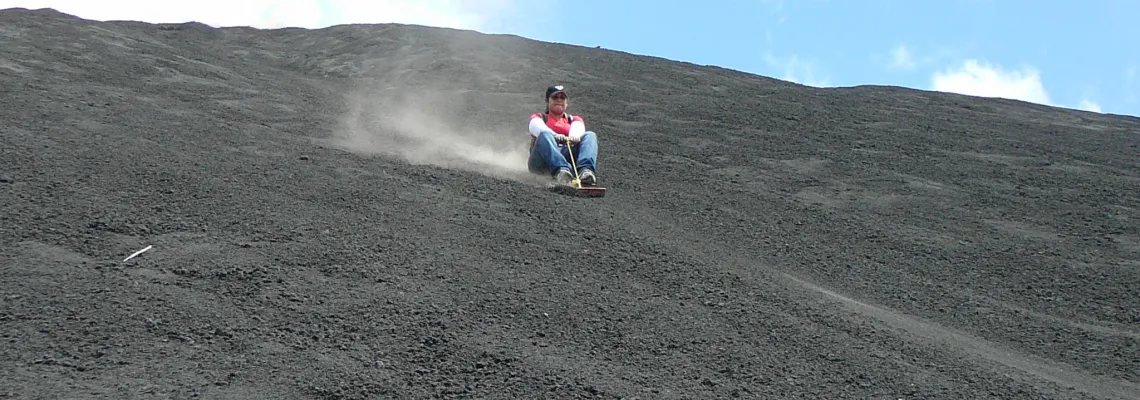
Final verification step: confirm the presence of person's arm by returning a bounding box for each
[568,115,585,142]
[529,115,567,142]
[529,115,551,137]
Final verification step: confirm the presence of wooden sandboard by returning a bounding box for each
[547,184,606,198]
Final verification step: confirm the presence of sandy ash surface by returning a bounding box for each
[2,7,1139,400]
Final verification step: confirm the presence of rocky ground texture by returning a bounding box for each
[2,8,1138,400]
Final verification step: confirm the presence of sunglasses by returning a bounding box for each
[550,94,567,100]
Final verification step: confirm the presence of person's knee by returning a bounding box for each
[579,131,598,146]
[536,130,557,143]
[581,131,598,143]
[532,132,556,151]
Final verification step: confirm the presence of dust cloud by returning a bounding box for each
[326,26,552,186]
[331,78,538,184]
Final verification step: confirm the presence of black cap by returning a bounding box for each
[545,85,566,99]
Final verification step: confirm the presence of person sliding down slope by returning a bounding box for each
[527,84,599,186]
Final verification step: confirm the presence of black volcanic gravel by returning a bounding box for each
[2,8,1139,400]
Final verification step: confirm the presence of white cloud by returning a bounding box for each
[930,59,1050,104]
[888,44,917,70]
[0,0,517,31]
[765,53,830,87]
[930,59,1115,113]
[1078,99,1103,113]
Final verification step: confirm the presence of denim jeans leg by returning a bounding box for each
[528,131,572,176]
[573,131,598,173]
[527,148,545,174]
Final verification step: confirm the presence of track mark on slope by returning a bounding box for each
[781,273,1140,400]
[982,218,1064,242]
[1108,234,1140,254]
[964,285,1140,341]
[779,157,829,175]
[6,241,92,267]
[945,150,1039,167]
[895,172,960,193]
[0,58,27,73]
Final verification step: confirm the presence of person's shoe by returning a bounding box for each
[554,168,574,185]
[579,169,597,186]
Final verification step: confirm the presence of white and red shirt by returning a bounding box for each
[528,112,585,144]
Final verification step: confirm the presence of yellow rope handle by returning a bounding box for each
[565,135,581,188]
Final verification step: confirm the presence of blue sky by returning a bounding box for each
[4,0,1137,116]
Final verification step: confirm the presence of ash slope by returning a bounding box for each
[2,7,1139,400]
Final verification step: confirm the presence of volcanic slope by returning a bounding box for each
[3,7,1139,399]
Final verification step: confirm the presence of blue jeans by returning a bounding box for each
[528,130,598,177]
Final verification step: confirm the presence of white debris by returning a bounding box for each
[123,245,153,262]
